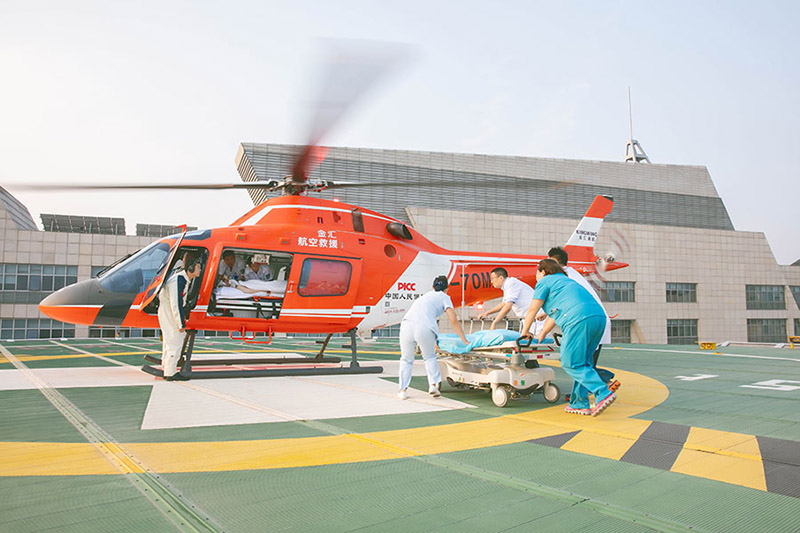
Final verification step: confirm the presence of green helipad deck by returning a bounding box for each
[1,337,799,532]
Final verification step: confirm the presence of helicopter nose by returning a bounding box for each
[39,279,105,325]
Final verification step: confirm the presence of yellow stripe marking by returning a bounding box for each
[671,428,767,491]
[561,419,651,460]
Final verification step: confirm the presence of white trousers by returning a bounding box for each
[158,308,185,377]
[398,321,441,390]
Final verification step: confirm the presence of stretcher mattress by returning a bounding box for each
[212,280,288,318]
[437,329,553,354]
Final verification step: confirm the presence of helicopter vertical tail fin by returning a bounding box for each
[562,195,614,269]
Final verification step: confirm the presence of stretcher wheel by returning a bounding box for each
[492,385,511,407]
[543,383,560,403]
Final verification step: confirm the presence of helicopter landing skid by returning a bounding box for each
[141,329,383,379]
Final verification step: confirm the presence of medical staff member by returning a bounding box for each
[218,250,245,287]
[398,275,469,400]
[477,268,536,332]
[547,246,618,389]
[244,256,272,282]
[158,256,203,381]
[521,259,616,416]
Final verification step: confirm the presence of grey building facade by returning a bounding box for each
[2,142,799,344]
[236,143,800,344]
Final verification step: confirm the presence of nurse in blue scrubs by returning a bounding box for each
[520,259,616,416]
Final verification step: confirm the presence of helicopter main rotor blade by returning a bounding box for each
[291,40,413,182]
[8,182,283,191]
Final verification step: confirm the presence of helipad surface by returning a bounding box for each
[1,337,799,532]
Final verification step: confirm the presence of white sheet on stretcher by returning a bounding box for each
[215,280,288,300]
[437,329,554,354]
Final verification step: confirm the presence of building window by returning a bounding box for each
[600,281,635,303]
[790,286,800,309]
[666,282,697,303]
[0,264,79,304]
[795,318,800,337]
[611,320,632,343]
[91,266,108,278]
[667,319,698,345]
[1,318,76,340]
[745,285,785,310]
[88,327,159,338]
[747,319,787,343]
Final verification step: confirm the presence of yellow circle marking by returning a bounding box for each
[1,363,667,475]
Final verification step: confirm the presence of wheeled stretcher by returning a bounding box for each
[437,337,561,407]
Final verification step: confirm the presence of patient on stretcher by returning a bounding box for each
[214,279,288,299]
[436,328,552,354]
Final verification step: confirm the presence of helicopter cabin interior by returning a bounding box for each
[206,247,293,319]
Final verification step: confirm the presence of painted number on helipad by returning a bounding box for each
[741,379,800,391]
[674,374,719,381]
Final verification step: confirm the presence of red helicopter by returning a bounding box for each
[26,44,628,378]
[34,179,625,378]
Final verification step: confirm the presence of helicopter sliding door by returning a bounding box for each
[280,254,363,328]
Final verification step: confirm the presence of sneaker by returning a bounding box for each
[607,380,621,393]
[591,392,616,417]
[564,405,591,415]
[397,389,408,400]
[428,383,441,397]
[165,373,189,381]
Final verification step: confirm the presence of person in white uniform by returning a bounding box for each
[477,267,537,333]
[546,246,618,390]
[158,255,203,381]
[243,256,273,282]
[398,275,468,400]
[218,250,246,287]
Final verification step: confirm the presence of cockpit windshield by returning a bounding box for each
[98,242,171,294]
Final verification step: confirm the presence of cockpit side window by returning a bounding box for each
[98,242,170,294]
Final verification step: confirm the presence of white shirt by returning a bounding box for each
[402,290,454,336]
[564,266,611,344]
[244,264,272,282]
[501,277,535,318]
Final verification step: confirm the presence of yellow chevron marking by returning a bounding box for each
[671,427,766,491]
[561,419,651,460]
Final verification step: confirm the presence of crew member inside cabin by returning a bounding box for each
[244,255,272,282]
[218,250,246,287]
[521,259,616,417]
[397,275,469,400]
[159,253,203,381]
[477,267,537,333]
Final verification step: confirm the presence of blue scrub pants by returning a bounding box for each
[560,315,612,409]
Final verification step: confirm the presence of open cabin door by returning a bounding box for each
[280,254,363,327]
[139,228,187,312]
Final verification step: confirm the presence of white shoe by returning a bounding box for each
[428,383,441,397]
[397,389,408,400]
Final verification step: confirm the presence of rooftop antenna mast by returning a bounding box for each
[625,86,651,163]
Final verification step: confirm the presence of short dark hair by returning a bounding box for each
[548,246,568,266]
[222,250,235,259]
[432,275,449,292]
[490,267,508,279]
[184,253,203,272]
[538,258,565,276]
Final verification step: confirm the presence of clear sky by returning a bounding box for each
[1,1,798,263]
